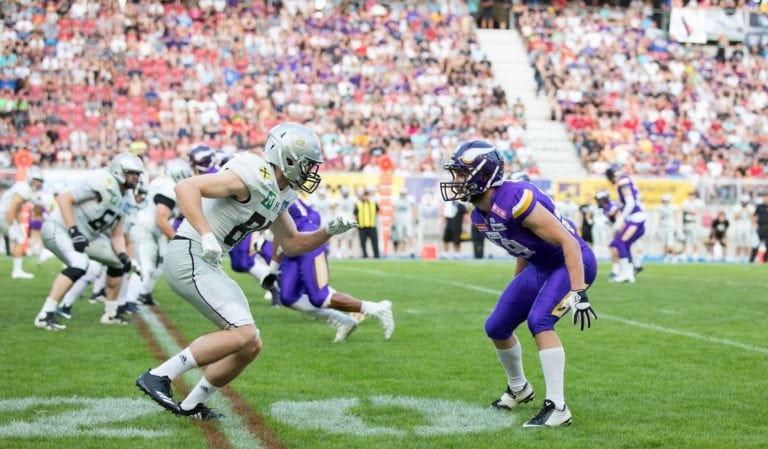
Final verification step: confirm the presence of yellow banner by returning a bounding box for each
[554,179,694,207]
[320,173,404,196]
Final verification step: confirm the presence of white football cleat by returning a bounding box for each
[34,312,67,330]
[373,300,394,340]
[333,321,358,343]
[12,271,34,279]
[491,383,536,410]
[523,400,572,427]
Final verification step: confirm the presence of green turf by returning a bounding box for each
[1,257,766,449]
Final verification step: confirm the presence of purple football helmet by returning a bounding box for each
[189,145,215,174]
[605,164,621,184]
[441,140,504,202]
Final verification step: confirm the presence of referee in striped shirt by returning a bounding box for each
[354,189,380,258]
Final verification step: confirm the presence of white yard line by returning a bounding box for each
[338,266,768,355]
[138,308,263,449]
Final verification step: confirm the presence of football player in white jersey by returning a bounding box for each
[0,167,44,279]
[332,186,358,258]
[391,187,418,257]
[136,122,357,420]
[33,153,144,330]
[656,194,680,262]
[681,191,704,261]
[732,195,756,263]
[312,186,334,224]
[130,159,193,306]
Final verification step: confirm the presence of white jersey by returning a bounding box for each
[135,176,178,238]
[658,203,678,229]
[335,193,357,217]
[393,194,416,225]
[50,170,128,240]
[0,181,35,224]
[557,200,579,226]
[176,153,297,252]
[682,198,704,227]
[733,203,755,225]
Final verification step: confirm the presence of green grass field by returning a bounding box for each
[1,257,766,449]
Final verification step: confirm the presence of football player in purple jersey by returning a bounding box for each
[605,165,646,282]
[272,198,395,342]
[441,140,597,428]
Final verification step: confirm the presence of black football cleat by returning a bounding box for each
[177,403,224,421]
[136,370,179,413]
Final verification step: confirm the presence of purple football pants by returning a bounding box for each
[610,220,645,262]
[485,245,598,339]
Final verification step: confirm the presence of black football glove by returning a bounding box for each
[569,289,597,331]
[68,226,88,252]
[118,252,132,274]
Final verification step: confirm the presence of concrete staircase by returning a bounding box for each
[475,29,587,179]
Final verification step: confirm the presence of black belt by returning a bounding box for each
[172,235,191,241]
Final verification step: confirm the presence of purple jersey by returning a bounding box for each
[615,175,645,222]
[280,199,330,307]
[471,181,588,271]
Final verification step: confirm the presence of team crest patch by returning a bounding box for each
[260,166,271,180]
[295,137,307,148]
[491,203,507,219]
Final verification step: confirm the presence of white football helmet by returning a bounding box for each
[27,166,44,189]
[165,158,194,184]
[110,153,144,189]
[264,122,323,193]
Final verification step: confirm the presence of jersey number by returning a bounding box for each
[87,209,119,232]
[224,211,270,246]
[498,237,535,258]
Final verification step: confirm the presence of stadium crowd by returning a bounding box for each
[520,6,768,180]
[0,0,533,175]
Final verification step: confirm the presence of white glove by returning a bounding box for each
[201,232,223,265]
[562,289,597,331]
[325,216,358,236]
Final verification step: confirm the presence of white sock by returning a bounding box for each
[180,376,219,411]
[539,347,566,409]
[360,301,378,315]
[13,257,23,272]
[39,297,59,317]
[248,262,270,284]
[117,273,130,305]
[104,300,118,316]
[93,268,106,293]
[495,340,527,391]
[611,262,620,275]
[150,348,198,380]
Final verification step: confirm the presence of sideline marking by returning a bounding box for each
[139,308,264,449]
[337,266,768,355]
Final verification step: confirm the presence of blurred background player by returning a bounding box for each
[0,167,44,279]
[605,165,646,283]
[228,230,280,305]
[732,195,755,263]
[130,159,193,306]
[681,191,704,262]
[656,194,680,263]
[34,153,144,330]
[708,211,729,262]
[441,199,468,259]
[188,144,217,176]
[312,187,334,225]
[275,198,394,342]
[751,192,768,264]
[391,187,418,257]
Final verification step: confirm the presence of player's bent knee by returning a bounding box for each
[61,266,87,282]
[526,314,556,335]
[233,325,261,351]
[484,320,514,341]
